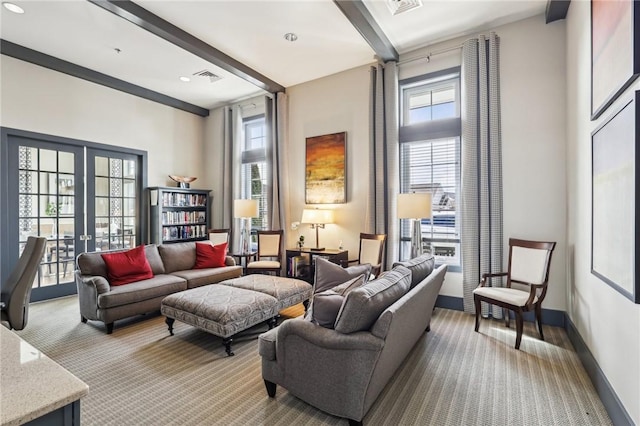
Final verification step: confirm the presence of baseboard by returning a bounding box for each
[565,315,634,426]
[435,295,565,327]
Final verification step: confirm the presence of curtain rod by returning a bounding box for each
[398,44,462,66]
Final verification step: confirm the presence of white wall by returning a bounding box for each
[285,65,372,258]
[0,56,206,188]
[398,15,567,307]
[565,1,640,423]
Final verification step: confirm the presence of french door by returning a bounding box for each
[1,129,146,301]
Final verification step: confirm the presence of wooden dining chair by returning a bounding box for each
[208,228,230,246]
[246,230,283,276]
[473,238,556,349]
[341,233,387,278]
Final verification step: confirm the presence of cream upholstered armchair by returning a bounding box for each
[246,230,283,276]
[473,238,556,349]
[342,233,387,278]
[208,228,230,246]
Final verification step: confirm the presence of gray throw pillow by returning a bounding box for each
[392,254,435,288]
[334,265,412,334]
[309,274,365,329]
[313,257,371,294]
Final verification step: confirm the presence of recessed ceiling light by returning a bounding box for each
[284,33,298,42]
[179,76,190,82]
[3,2,24,14]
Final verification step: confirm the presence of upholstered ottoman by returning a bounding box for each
[161,284,279,356]
[219,275,312,310]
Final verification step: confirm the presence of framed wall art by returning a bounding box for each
[305,132,346,204]
[591,0,640,120]
[591,91,639,303]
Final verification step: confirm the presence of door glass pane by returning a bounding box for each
[40,149,57,172]
[17,145,77,289]
[95,177,109,196]
[95,157,108,176]
[93,155,138,251]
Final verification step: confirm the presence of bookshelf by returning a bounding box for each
[148,187,211,244]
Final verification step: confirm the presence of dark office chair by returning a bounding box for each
[1,236,47,330]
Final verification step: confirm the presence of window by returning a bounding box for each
[399,69,461,270]
[240,115,269,235]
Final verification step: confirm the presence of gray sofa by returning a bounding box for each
[259,256,447,425]
[76,242,243,334]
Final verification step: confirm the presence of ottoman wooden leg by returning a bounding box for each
[166,317,175,335]
[223,337,235,356]
[267,317,277,329]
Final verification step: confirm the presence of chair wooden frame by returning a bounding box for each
[342,233,387,278]
[473,238,556,349]
[246,230,284,276]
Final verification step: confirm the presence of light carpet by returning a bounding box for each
[16,296,611,425]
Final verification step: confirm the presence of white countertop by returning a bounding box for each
[0,326,88,426]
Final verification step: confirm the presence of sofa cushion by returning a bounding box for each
[310,274,365,328]
[314,257,371,294]
[334,265,411,334]
[158,242,196,273]
[101,245,154,286]
[194,242,228,269]
[77,245,164,278]
[145,244,165,275]
[392,254,435,288]
[97,274,187,309]
[171,266,243,289]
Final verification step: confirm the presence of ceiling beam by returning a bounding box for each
[545,0,571,24]
[333,0,398,62]
[1,39,209,117]
[88,0,285,94]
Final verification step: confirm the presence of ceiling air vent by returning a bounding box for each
[193,69,222,83]
[386,0,422,15]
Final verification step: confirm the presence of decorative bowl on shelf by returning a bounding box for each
[168,175,197,188]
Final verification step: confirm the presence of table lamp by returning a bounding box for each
[301,208,334,251]
[234,199,258,253]
[397,193,432,259]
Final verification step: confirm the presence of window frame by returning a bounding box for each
[399,67,462,272]
[240,114,269,234]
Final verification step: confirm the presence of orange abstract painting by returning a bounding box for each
[305,132,346,204]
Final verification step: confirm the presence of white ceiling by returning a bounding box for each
[0,0,547,112]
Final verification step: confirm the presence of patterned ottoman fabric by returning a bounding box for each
[220,275,313,310]
[161,285,278,339]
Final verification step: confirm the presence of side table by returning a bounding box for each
[285,248,348,284]
[230,252,257,274]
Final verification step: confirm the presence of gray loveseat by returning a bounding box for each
[76,242,243,334]
[259,255,447,425]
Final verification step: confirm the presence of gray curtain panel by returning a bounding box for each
[221,106,233,231]
[461,33,503,316]
[265,93,288,232]
[369,62,400,271]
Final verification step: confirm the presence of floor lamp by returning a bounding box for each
[301,208,334,251]
[234,199,258,253]
[397,193,432,259]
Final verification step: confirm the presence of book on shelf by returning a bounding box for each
[289,255,310,278]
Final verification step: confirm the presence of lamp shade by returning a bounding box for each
[234,199,258,218]
[301,208,334,224]
[397,193,432,219]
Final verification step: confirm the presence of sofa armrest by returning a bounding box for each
[224,256,237,267]
[75,273,111,321]
[78,275,111,294]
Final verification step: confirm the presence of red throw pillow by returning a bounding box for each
[101,245,154,286]
[194,242,228,269]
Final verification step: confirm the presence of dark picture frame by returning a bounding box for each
[591,91,639,303]
[305,132,346,204]
[591,0,640,120]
